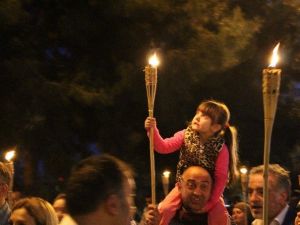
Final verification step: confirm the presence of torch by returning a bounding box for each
[162,170,171,197]
[5,150,16,207]
[240,166,248,225]
[145,53,159,204]
[262,43,281,225]
[240,166,248,201]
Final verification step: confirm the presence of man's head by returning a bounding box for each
[248,164,290,221]
[178,165,212,213]
[0,162,12,203]
[66,154,135,225]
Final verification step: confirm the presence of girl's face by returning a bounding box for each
[191,111,221,135]
[9,208,37,225]
[232,208,246,225]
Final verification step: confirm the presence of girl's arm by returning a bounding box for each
[150,126,185,154]
[202,145,229,212]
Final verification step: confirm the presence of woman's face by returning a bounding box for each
[10,208,37,225]
[53,198,66,222]
[232,207,246,225]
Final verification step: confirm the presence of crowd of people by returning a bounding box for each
[0,154,300,225]
[0,99,299,225]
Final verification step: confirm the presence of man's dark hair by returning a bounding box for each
[66,154,133,216]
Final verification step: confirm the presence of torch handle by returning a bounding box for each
[145,65,157,204]
[149,126,156,204]
[262,69,281,225]
[263,120,273,225]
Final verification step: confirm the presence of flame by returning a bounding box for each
[269,43,280,67]
[149,53,159,67]
[239,166,248,175]
[5,150,15,162]
[163,170,171,178]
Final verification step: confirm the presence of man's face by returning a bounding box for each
[178,166,212,213]
[248,173,288,221]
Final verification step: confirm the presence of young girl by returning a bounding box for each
[144,100,239,225]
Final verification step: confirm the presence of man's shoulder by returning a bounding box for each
[0,201,11,225]
[282,206,297,225]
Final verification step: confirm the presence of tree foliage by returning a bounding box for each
[0,0,299,200]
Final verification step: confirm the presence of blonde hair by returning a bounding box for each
[197,100,239,184]
[12,197,58,225]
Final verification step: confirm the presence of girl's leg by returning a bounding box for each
[208,198,230,225]
[158,185,182,225]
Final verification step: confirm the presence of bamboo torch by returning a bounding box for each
[162,170,171,197]
[262,43,281,225]
[5,150,16,207]
[145,53,159,204]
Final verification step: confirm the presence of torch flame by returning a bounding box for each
[149,53,159,67]
[5,150,15,162]
[269,43,280,68]
[163,170,171,178]
[240,166,248,175]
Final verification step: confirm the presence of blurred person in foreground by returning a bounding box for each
[62,154,136,225]
[232,202,253,225]
[248,164,296,225]
[0,162,12,225]
[140,164,231,225]
[9,197,58,225]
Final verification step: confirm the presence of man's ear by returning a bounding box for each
[278,190,288,204]
[176,182,182,192]
[104,194,120,216]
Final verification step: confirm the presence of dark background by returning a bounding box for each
[0,0,299,211]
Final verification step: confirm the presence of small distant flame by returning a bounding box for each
[149,53,159,67]
[269,43,280,67]
[5,150,15,162]
[163,170,171,178]
[240,167,248,175]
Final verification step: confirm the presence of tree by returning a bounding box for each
[3,0,299,203]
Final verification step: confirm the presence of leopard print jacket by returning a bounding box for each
[176,125,225,181]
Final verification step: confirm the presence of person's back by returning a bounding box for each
[65,154,136,225]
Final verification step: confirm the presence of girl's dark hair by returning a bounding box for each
[197,100,239,184]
